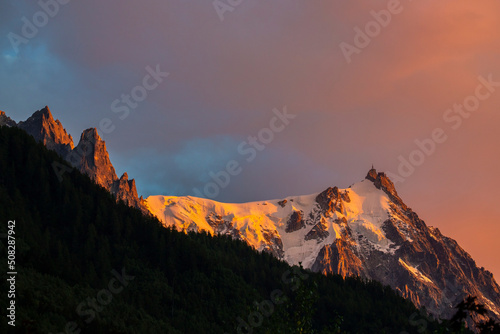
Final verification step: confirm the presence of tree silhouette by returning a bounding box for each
[450,295,500,333]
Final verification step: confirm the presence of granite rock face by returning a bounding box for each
[286,210,305,233]
[17,106,74,157]
[112,173,145,208]
[315,186,350,216]
[68,128,148,213]
[0,110,16,127]
[70,128,117,189]
[366,168,408,210]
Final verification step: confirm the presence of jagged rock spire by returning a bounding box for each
[367,166,378,181]
[71,127,118,190]
[70,128,147,212]
[17,106,74,156]
[365,168,407,211]
[112,173,141,207]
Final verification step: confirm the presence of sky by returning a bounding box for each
[1,0,499,279]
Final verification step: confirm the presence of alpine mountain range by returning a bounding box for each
[2,106,499,323]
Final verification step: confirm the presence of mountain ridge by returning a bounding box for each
[1,107,147,212]
[0,124,450,333]
[3,106,499,325]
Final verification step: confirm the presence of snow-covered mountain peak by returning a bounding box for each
[146,169,500,321]
[146,174,399,265]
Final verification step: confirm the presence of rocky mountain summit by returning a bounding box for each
[68,127,146,209]
[17,107,75,157]
[0,110,16,127]
[1,107,147,213]
[146,169,500,322]
[70,128,117,190]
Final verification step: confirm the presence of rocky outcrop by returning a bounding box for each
[111,173,145,209]
[315,186,350,216]
[205,212,233,234]
[285,210,305,233]
[305,218,329,242]
[311,239,364,278]
[17,106,74,157]
[285,211,306,233]
[0,111,16,127]
[366,168,408,211]
[261,230,284,259]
